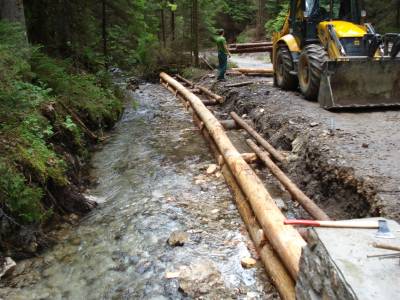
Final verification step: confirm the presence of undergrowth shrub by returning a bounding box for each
[265,3,289,37]
[0,21,123,225]
[0,161,45,223]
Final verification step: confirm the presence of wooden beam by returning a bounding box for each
[191,110,295,300]
[176,74,224,103]
[230,112,285,163]
[229,47,272,54]
[232,68,274,75]
[247,139,330,221]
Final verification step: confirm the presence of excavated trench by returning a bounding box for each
[199,53,400,222]
[218,92,374,220]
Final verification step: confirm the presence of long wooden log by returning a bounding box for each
[160,72,306,279]
[191,111,295,300]
[220,119,238,130]
[230,42,272,49]
[223,165,296,300]
[232,68,274,74]
[176,74,223,103]
[247,139,330,221]
[197,86,224,103]
[230,112,285,163]
[175,74,194,87]
[229,47,272,54]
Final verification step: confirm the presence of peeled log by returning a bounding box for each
[222,164,296,300]
[232,68,274,75]
[247,139,330,221]
[230,42,272,49]
[230,112,285,163]
[160,72,306,279]
[176,74,223,103]
[191,110,295,299]
[229,47,272,54]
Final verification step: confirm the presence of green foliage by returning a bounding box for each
[265,3,289,37]
[220,0,256,24]
[31,52,123,127]
[0,161,45,223]
[0,21,123,226]
[181,67,209,81]
[237,28,257,43]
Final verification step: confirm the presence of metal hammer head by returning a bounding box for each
[376,220,395,239]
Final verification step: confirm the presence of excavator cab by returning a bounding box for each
[273,0,400,109]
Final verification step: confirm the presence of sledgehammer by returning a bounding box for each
[284,219,394,238]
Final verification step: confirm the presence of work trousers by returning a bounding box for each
[218,51,228,80]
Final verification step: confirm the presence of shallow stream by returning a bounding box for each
[2,84,277,299]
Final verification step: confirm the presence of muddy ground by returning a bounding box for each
[198,55,400,222]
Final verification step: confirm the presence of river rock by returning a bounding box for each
[0,257,16,278]
[167,231,189,247]
[206,164,218,175]
[241,257,257,269]
[178,259,226,298]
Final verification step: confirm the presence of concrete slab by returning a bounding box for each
[296,218,400,300]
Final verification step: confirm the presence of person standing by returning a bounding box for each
[215,29,231,81]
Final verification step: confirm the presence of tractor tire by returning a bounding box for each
[274,45,298,90]
[298,44,328,101]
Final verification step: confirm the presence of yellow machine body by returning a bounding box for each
[272,0,400,109]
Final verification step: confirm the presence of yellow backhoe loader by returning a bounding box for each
[272,0,400,109]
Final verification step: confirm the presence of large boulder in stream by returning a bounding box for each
[178,259,231,298]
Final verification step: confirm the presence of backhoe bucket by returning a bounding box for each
[318,60,400,109]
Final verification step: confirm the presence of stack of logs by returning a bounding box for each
[160,72,330,300]
[228,41,273,54]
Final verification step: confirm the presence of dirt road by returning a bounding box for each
[206,55,400,221]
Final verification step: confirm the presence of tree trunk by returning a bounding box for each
[0,0,26,25]
[171,0,175,41]
[256,0,266,40]
[102,0,108,69]
[397,0,400,28]
[192,0,199,67]
[160,8,166,48]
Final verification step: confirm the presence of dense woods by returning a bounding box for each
[1,0,400,258]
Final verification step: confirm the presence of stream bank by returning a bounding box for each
[1,83,278,299]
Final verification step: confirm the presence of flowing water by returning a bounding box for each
[1,84,277,299]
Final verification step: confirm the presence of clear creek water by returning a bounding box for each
[1,84,278,299]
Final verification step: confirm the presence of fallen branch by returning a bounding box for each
[201,56,214,70]
[58,102,100,141]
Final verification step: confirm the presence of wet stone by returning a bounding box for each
[241,257,257,269]
[135,260,153,274]
[167,231,189,247]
